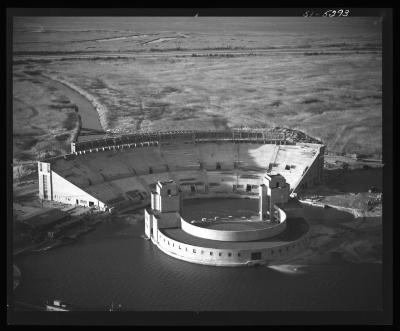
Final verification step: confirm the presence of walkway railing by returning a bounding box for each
[70,129,288,154]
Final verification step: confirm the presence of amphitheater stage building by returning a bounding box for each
[37,129,325,213]
[144,176,310,267]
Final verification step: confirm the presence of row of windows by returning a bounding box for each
[160,234,308,258]
[42,175,49,199]
[53,195,74,202]
[162,237,242,257]
[52,195,96,207]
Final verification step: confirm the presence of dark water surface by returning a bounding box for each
[13,200,382,311]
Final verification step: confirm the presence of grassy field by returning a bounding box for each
[13,69,79,163]
[13,17,382,165]
[13,17,381,54]
[16,52,381,154]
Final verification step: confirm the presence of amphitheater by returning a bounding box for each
[38,129,325,266]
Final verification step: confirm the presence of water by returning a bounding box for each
[13,200,382,311]
[42,77,103,131]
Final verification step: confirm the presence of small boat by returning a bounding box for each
[45,299,70,311]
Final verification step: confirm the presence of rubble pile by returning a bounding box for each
[272,127,322,144]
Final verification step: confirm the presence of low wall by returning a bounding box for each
[180,207,286,242]
[153,222,310,267]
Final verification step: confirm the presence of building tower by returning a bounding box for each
[259,173,290,221]
[38,161,52,201]
[145,180,182,241]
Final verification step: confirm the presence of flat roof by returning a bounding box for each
[161,217,308,250]
[265,173,284,179]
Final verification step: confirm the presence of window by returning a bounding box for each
[149,167,153,174]
[210,252,213,256]
[216,162,221,170]
[219,252,222,257]
[238,253,241,257]
[276,182,280,188]
[42,175,48,199]
[39,163,42,172]
[47,164,50,172]
[251,252,262,260]
[186,248,188,251]
[228,253,232,257]
[246,184,252,192]
[179,246,181,250]
[193,249,196,253]
[167,189,171,195]
[89,201,94,207]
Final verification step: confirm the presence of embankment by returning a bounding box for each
[41,73,108,131]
